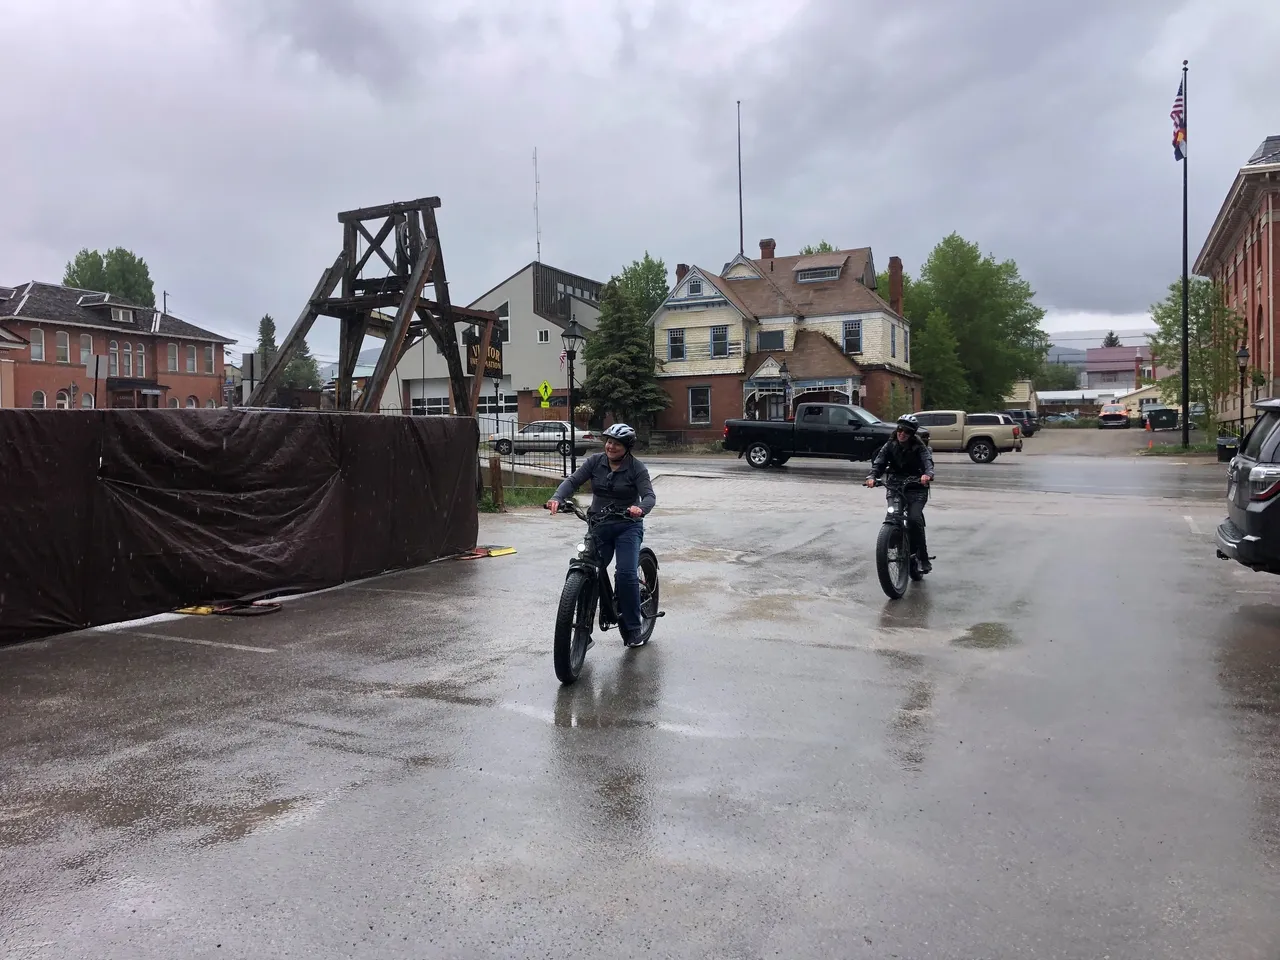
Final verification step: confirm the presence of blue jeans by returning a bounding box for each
[594,519,643,638]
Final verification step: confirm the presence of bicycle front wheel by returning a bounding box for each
[554,571,594,684]
[637,552,660,644]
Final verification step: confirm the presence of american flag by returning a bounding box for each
[1171,79,1186,161]
[559,350,566,369]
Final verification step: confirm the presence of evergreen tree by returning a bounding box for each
[255,314,278,375]
[1102,330,1122,347]
[581,279,669,426]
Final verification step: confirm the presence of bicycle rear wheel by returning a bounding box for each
[553,571,594,684]
[637,552,660,644]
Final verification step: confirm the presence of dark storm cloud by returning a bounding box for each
[1,0,1277,358]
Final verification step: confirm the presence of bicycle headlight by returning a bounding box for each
[576,542,586,554]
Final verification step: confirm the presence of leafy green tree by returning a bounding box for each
[282,338,321,389]
[902,233,1048,409]
[255,314,278,375]
[1147,277,1245,436]
[616,251,670,320]
[1101,330,1122,347]
[581,279,669,426]
[63,247,156,307]
[800,240,837,255]
[1035,361,1080,391]
[911,310,970,409]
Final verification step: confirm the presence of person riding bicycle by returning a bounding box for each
[546,423,656,647]
[865,414,934,574]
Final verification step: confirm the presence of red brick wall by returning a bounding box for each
[654,374,742,442]
[2,320,225,408]
[862,369,920,419]
[1208,187,1279,390]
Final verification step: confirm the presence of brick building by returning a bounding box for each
[0,282,234,409]
[648,239,919,441]
[1194,135,1280,419]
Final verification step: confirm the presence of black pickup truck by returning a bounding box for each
[722,402,898,468]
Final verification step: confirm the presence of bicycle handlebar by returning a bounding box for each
[871,476,926,488]
[544,498,641,522]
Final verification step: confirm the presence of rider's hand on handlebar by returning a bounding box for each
[627,506,643,518]
[545,499,560,515]
[864,477,876,488]
[920,475,931,485]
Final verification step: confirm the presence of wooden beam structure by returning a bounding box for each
[247,196,496,414]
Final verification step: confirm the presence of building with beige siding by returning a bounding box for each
[648,238,919,440]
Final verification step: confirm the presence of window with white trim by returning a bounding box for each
[80,334,93,365]
[32,390,46,409]
[495,302,510,343]
[168,343,178,372]
[538,329,550,344]
[891,325,897,359]
[204,345,214,374]
[186,345,196,373]
[206,399,216,408]
[55,390,70,409]
[168,397,179,408]
[111,307,133,324]
[122,341,133,377]
[136,345,145,378]
[81,393,94,409]
[688,279,702,296]
[904,329,909,365]
[757,330,785,351]
[186,395,198,408]
[56,331,69,363]
[688,386,711,424]
[710,326,729,358]
[667,328,686,361]
[29,328,44,361]
[843,320,861,354]
[108,341,119,377]
[797,267,840,282]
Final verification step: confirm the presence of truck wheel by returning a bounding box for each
[746,442,772,468]
[967,439,997,464]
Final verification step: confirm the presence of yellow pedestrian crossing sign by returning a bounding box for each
[538,380,553,407]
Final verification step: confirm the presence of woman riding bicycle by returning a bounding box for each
[546,423,656,647]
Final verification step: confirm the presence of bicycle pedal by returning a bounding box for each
[656,611,666,618]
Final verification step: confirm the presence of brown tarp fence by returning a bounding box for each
[0,409,478,646]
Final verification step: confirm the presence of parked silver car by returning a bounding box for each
[491,420,603,457]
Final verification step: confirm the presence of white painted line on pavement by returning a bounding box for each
[106,630,276,654]
[1184,515,1203,535]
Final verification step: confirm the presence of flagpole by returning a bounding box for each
[1180,59,1190,449]
[737,100,744,256]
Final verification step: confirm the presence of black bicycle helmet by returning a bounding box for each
[602,422,637,449]
[895,414,919,436]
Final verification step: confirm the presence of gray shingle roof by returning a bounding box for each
[1247,136,1280,166]
[0,281,236,344]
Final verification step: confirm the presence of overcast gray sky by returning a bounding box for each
[3,0,1279,362]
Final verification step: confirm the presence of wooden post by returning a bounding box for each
[488,455,504,512]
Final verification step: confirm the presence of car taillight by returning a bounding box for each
[1248,465,1280,500]
[723,424,730,439]
[1013,425,1020,437]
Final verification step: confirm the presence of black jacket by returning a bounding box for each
[868,436,935,480]
[553,452,656,519]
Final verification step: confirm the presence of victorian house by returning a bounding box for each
[648,239,920,441]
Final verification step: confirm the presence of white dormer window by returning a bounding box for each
[797,267,840,283]
[111,307,133,324]
[688,279,702,296]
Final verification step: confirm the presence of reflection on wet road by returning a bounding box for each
[2,459,1278,958]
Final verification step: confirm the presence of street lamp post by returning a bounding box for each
[1238,344,1250,440]
[561,316,587,474]
[492,377,501,438]
[778,360,790,419]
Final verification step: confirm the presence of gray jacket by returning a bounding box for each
[553,452,656,519]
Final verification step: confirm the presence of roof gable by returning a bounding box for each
[648,266,751,325]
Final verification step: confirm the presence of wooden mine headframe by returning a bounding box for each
[249,197,498,415]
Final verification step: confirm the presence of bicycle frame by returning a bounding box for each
[558,499,640,632]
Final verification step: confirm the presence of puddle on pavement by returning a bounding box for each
[738,593,800,621]
[952,622,1019,650]
[194,796,309,848]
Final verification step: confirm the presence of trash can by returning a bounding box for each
[1217,436,1240,462]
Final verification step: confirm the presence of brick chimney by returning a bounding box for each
[759,238,776,260]
[888,256,904,315]
[676,263,689,284]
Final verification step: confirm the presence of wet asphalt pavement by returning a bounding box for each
[3,455,1279,958]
